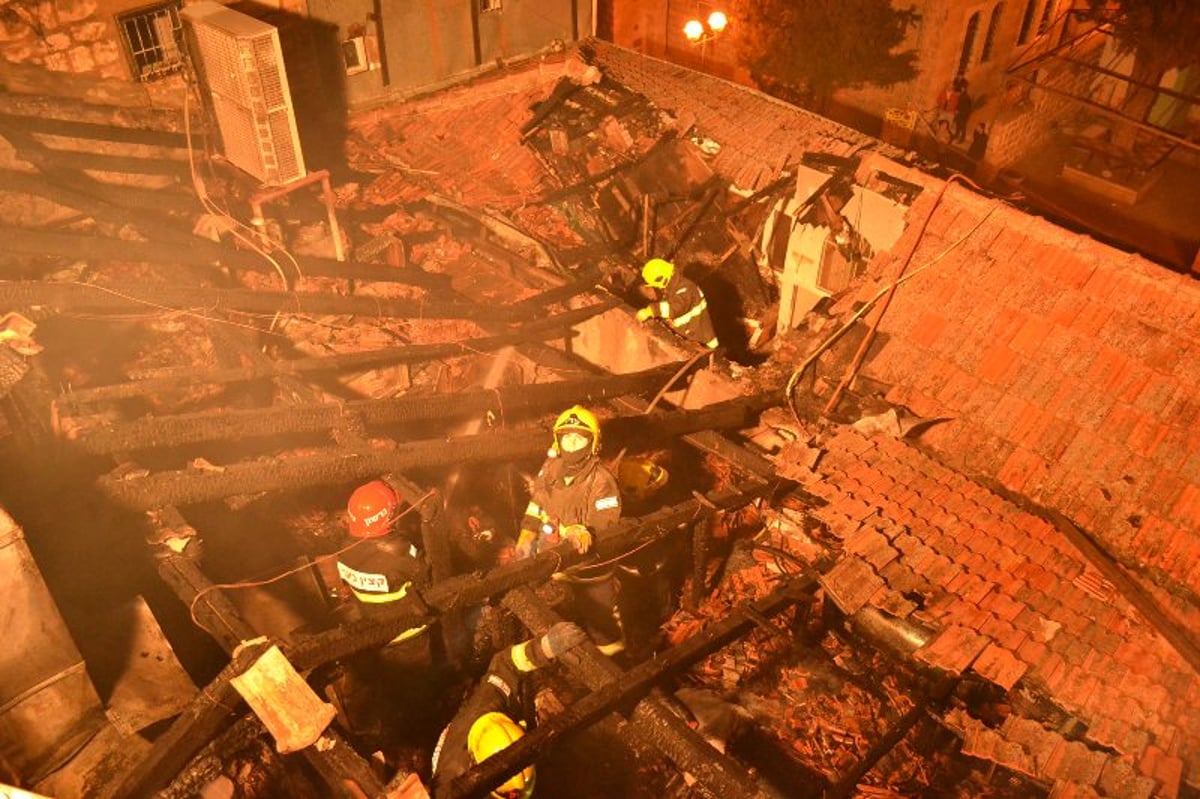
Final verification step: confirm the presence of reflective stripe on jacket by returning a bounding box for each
[647,274,717,347]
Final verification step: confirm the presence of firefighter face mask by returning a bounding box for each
[555,430,594,469]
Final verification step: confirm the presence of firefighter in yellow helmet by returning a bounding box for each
[635,258,718,349]
[431,622,589,797]
[515,406,621,559]
[514,406,625,653]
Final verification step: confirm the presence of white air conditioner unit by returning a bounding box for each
[182,1,306,186]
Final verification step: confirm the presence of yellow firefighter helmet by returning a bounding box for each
[467,712,535,799]
[641,258,675,289]
[617,456,669,501]
[552,405,601,454]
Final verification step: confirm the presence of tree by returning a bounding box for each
[1082,0,1200,148]
[730,0,919,112]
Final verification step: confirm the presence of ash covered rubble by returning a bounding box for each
[0,34,1195,799]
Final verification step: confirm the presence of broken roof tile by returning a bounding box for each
[1097,756,1157,799]
[820,556,886,615]
[1137,745,1183,799]
[914,624,990,674]
[972,642,1029,690]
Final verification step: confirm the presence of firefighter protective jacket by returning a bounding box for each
[336,536,424,604]
[520,454,621,542]
[430,639,552,793]
[646,274,717,349]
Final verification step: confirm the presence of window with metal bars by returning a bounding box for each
[117,1,184,82]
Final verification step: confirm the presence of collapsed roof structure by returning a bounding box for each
[1,36,1197,799]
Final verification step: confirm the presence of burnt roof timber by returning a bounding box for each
[0,279,514,322]
[446,575,816,799]
[0,224,453,289]
[96,392,782,510]
[504,586,790,799]
[67,362,687,455]
[0,167,199,246]
[7,146,192,177]
[58,300,618,407]
[0,111,198,148]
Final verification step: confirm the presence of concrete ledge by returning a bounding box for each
[1060,164,1161,206]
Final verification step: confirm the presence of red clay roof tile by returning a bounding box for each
[972,642,1029,690]
[915,623,990,674]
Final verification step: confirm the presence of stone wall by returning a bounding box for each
[0,1,308,84]
[985,49,1097,169]
[0,0,130,81]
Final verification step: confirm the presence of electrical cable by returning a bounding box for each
[180,73,303,290]
[60,281,292,337]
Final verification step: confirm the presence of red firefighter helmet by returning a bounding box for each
[347,480,400,538]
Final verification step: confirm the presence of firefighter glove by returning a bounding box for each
[635,306,654,323]
[562,523,593,554]
[515,529,538,560]
[539,621,588,659]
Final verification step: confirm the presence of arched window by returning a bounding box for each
[1017,0,1037,44]
[981,3,1004,62]
[1038,0,1056,34]
[958,12,981,75]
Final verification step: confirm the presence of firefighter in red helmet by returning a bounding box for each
[337,478,426,615]
[324,476,431,747]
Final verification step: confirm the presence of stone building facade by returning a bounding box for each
[0,0,306,104]
[605,0,1088,169]
[0,0,590,108]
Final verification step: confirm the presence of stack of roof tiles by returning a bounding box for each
[797,426,1197,796]
[843,173,1200,623]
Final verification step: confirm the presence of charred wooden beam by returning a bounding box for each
[0,167,197,246]
[97,394,777,510]
[0,225,451,289]
[507,273,600,312]
[59,301,617,407]
[1046,509,1200,675]
[70,363,683,454]
[126,556,386,799]
[666,181,723,259]
[503,586,788,799]
[826,699,929,799]
[2,142,202,215]
[0,112,197,148]
[157,552,256,652]
[0,279,516,322]
[446,577,815,799]
[112,642,267,799]
[690,514,712,610]
[8,146,191,177]
[289,478,774,670]
[538,134,675,203]
[520,77,584,139]
[388,475,471,666]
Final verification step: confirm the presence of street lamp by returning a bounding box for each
[681,9,729,70]
[683,10,729,43]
